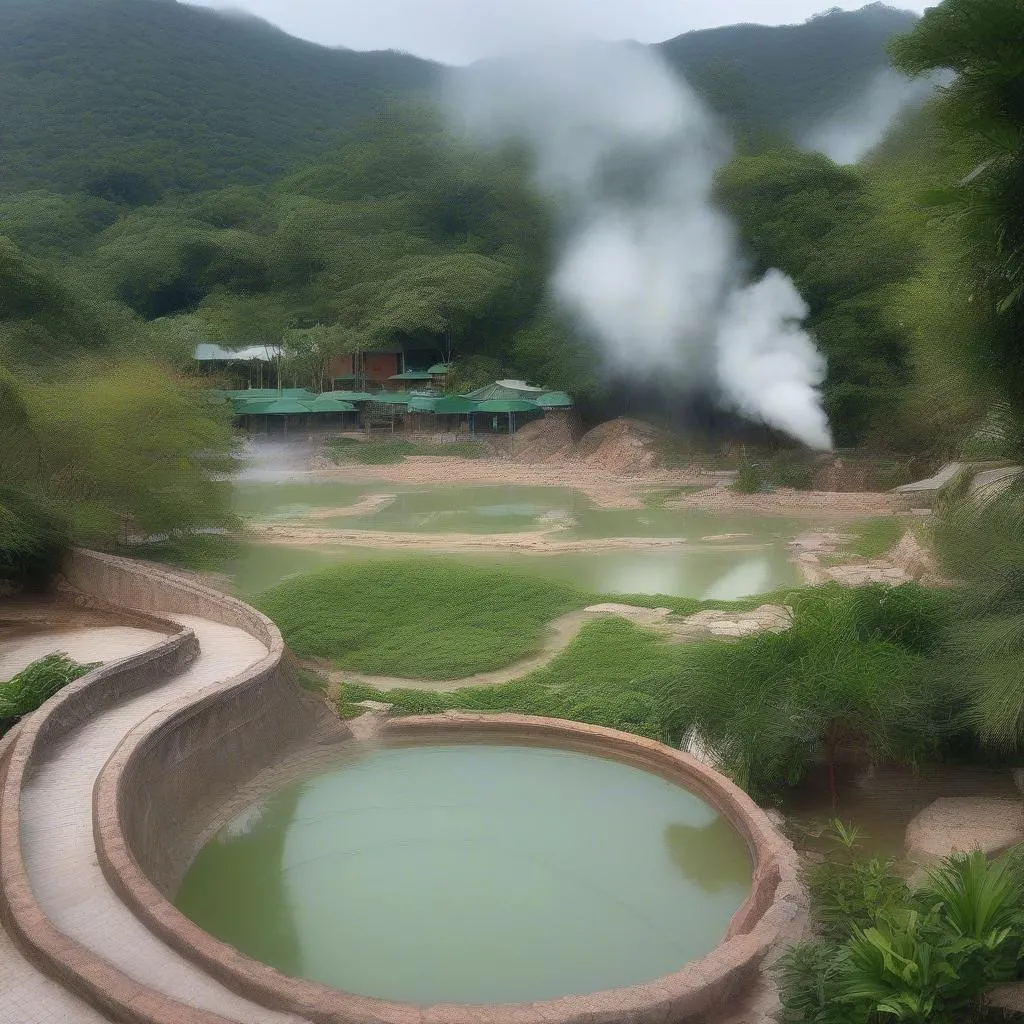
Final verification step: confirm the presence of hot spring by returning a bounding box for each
[175,740,753,1005]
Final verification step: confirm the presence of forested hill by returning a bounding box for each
[1,0,918,197]
[0,0,441,194]
[658,3,920,141]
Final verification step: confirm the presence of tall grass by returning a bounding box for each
[652,583,947,803]
[0,653,96,733]
[934,475,1024,750]
[328,438,485,465]
[342,617,688,737]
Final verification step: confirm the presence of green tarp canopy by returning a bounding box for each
[224,388,315,400]
[427,363,451,375]
[321,391,374,402]
[308,399,357,413]
[464,380,546,402]
[536,391,574,408]
[232,399,276,414]
[407,396,439,413]
[389,371,433,381]
[432,396,477,414]
[474,400,539,413]
[259,399,316,415]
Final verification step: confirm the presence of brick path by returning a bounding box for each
[2,615,313,1023]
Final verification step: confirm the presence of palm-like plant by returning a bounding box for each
[891,0,1024,413]
[934,474,1024,751]
[653,584,945,804]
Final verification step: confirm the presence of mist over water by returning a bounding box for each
[446,42,833,449]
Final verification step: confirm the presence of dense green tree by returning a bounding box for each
[0,0,912,196]
[891,0,1024,419]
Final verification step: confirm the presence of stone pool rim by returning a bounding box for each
[99,707,804,1024]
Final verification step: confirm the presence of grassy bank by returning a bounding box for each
[328,438,485,465]
[255,560,588,679]
[342,617,685,735]
[255,557,803,681]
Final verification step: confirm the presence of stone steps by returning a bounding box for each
[0,614,314,1024]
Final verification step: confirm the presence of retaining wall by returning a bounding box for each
[1,549,803,1024]
[103,706,804,1024]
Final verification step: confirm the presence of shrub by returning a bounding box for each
[806,821,911,943]
[777,839,1024,1024]
[732,461,764,493]
[0,486,69,591]
[653,584,946,803]
[934,476,1024,751]
[0,652,96,733]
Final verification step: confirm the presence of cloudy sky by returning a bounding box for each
[190,0,932,65]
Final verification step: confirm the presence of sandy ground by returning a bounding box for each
[307,454,910,518]
[248,523,715,553]
[308,454,719,509]
[0,626,163,679]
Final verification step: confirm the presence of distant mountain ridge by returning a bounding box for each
[0,0,919,195]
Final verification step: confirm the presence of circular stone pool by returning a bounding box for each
[175,742,752,1005]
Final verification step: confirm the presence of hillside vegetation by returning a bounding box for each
[0,0,440,194]
[0,0,916,195]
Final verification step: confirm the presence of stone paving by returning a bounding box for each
[0,921,110,1024]
[8,615,313,1024]
[0,625,162,679]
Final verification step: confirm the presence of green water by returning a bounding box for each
[223,542,799,602]
[175,744,751,1004]
[233,481,382,521]
[235,481,809,542]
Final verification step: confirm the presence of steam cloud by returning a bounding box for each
[802,68,948,165]
[446,41,833,450]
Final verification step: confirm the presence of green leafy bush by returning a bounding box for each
[807,822,910,944]
[329,438,485,465]
[0,486,69,591]
[778,837,1024,1024]
[732,461,764,493]
[0,653,96,732]
[653,584,947,802]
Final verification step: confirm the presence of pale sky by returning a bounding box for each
[189,0,932,65]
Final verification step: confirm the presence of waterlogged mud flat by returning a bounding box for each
[175,744,751,1004]
[235,480,812,541]
[222,542,799,601]
[233,480,385,521]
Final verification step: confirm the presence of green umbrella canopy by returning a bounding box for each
[474,400,540,413]
[536,391,574,408]
[307,398,357,413]
[427,363,451,375]
[432,396,478,415]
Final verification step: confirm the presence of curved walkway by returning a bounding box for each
[0,552,796,1024]
[1,614,314,1024]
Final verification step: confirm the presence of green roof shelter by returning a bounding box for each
[472,398,540,437]
[308,398,357,414]
[536,391,574,409]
